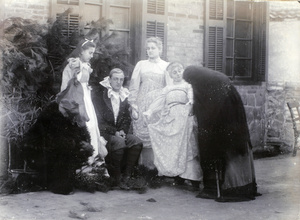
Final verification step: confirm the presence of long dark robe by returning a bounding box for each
[183,65,258,201]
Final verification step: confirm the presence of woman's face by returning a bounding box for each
[80,47,95,63]
[169,66,184,83]
[146,42,161,59]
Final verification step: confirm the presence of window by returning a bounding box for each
[51,0,130,50]
[51,0,167,65]
[205,0,267,83]
[130,0,167,63]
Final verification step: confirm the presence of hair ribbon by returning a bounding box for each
[81,38,94,47]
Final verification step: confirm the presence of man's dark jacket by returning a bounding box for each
[92,87,131,141]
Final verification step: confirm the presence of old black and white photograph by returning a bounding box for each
[0,0,300,219]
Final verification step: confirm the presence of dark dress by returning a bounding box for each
[183,65,259,202]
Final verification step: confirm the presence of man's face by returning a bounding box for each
[109,72,125,92]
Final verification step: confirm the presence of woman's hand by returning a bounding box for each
[130,104,139,120]
[68,57,81,74]
[188,106,194,116]
[142,111,152,127]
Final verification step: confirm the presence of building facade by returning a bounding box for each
[1,0,300,151]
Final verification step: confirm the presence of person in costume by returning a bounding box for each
[58,38,108,166]
[183,65,260,202]
[93,68,143,189]
[128,37,170,169]
[144,62,202,189]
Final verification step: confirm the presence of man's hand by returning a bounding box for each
[115,130,126,139]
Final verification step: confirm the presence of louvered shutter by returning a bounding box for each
[51,0,105,37]
[253,2,267,82]
[205,0,267,83]
[51,0,82,37]
[205,0,225,73]
[146,21,165,45]
[141,0,167,60]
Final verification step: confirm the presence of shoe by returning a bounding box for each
[196,190,217,199]
[119,176,130,190]
[215,195,255,203]
[173,176,185,186]
[191,180,200,190]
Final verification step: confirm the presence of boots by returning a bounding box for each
[109,148,124,186]
[123,144,143,178]
[109,144,142,190]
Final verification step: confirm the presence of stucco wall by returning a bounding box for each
[265,1,300,150]
[268,19,300,83]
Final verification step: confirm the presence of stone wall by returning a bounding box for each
[166,0,204,66]
[236,84,267,149]
[265,82,300,148]
[1,0,50,23]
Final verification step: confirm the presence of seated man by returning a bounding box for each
[93,68,143,189]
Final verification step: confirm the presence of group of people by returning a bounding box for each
[57,36,260,202]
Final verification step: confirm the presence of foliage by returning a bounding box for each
[0,17,54,145]
[0,12,133,147]
[87,18,134,87]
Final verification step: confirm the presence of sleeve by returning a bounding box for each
[187,83,194,104]
[128,61,142,106]
[60,64,74,92]
[164,62,173,86]
[60,58,82,92]
[119,101,132,134]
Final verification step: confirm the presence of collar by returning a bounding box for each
[99,76,129,102]
[148,57,162,63]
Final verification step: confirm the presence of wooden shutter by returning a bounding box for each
[56,13,80,37]
[51,0,104,37]
[253,2,267,82]
[207,26,224,72]
[205,0,267,83]
[51,0,82,37]
[142,0,167,60]
[146,21,165,43]
[147,0,165,15]
[205,0,226,73]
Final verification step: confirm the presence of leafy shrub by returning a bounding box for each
[0,12,133,168]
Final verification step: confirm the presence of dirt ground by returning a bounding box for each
[0,153,299,220]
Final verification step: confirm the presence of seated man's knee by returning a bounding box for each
[125,134,143,149]
[110,136,126,151]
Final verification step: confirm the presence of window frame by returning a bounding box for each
[204,0,268,85]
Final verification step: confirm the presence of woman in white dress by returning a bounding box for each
[58,39,108,165]
[143,62,202,187]
[128,37,170,169]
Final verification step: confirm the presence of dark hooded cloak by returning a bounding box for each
[183,65,258,202]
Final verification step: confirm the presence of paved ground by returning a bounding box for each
[0,153,299,220]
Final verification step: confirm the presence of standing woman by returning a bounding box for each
[143,62,202,187]
[128,37,170,169]
[58,39,108,165]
